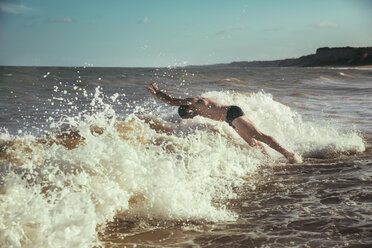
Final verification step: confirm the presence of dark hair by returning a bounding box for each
[178,105,190,118]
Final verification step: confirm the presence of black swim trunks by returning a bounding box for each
[226,105,244,128]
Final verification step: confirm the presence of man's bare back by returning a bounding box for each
[180,97,229,121]
[146,83,299,164]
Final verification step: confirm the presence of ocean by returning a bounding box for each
[0,66,371,247]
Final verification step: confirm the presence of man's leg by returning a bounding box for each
[231,126,269,156]
[231,116,297,163]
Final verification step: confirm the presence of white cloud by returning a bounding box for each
[139,17,150,24]
[264,26,281,32]
[0,3,32,14]
[46,17,76,23]
[316,21,339,28]
[216,26,245,35]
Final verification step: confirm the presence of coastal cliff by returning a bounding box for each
[229,47,372,67]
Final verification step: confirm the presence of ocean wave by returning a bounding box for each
[0,87,366,247]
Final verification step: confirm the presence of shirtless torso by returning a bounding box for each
[181,97,229,121]
[146,83,299,164]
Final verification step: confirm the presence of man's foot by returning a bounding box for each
[287,153,301,164]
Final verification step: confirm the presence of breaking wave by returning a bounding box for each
[0,86,365,247]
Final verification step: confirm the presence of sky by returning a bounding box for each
[0,0,371,67]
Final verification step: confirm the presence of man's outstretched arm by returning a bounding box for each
[145,83,191,106]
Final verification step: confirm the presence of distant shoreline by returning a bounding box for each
[222,47,372,68]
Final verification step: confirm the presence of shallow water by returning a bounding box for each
[98,155,372,248]
[0,66,371,247]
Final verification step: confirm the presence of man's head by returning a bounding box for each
[178,105,197,119]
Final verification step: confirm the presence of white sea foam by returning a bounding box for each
[0,88,365,247]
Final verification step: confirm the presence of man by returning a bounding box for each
[146,83,298,164]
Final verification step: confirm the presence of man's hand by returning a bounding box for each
[145,82,159,96]
[151,82,159,91]
[145,82,188,106]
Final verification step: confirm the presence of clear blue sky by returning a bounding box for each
[0,0,371,67]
